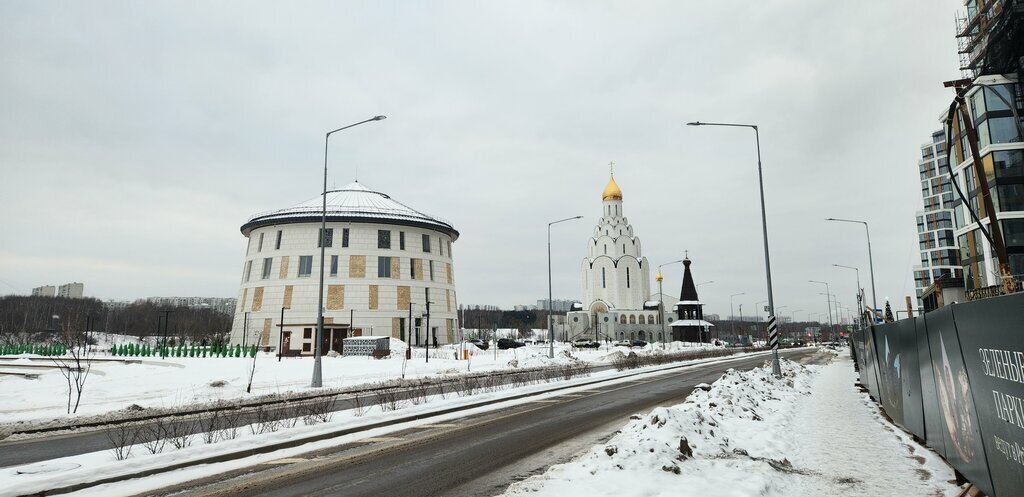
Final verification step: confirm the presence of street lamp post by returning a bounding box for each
[729,292,745,336]
[809,280,834,343]
[833,264,862,326]
[656,259,685,348]
[826,218,877,324]
[688,121,780,376]
[548,215,583,359]
[312,115,386,388]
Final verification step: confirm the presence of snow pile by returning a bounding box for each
[503,359,816,497]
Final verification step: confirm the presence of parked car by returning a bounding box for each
[468,339,489,350]
[613,340,632,348]
[497,338,526,349]
[572,339,601,349]
[630,339,648,347]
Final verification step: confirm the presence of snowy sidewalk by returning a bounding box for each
[778,352,958,496]
[501,351,962,497]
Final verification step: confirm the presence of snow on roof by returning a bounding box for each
[241,182,458,239]
[668,319,715,327]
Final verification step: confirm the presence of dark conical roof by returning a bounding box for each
[679,258,699,301]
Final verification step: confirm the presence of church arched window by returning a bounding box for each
[629,315,636,324]
[649,314,655,324]
[638,315,645,324]
[626,267,630,288]
[601,268,606,288]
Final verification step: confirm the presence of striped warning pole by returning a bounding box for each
[767,315,780,352]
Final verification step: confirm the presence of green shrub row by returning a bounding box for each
[109,343,258,358]
[0,343,67,356]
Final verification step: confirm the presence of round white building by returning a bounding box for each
[228,182,460,355]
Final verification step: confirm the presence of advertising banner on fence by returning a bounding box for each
[949,293,1024,497]
[923,305,994,495]
[916,315,947,459]
[872,323,905,427]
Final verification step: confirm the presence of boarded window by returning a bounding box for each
[252,287,264,312]
[327,285,344,310]
[369,285,379,310]
[349,255,366,278]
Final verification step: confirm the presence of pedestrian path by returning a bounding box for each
[779,351,960,496]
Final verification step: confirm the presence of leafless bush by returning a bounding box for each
[167,419,197,449]
[375,387,404,411]
[457,376,479,397]
[248,406,282,434]
[301,396,336,425]
[351,391,367,416]
[218,408,241,441]
[280,403,301,428]
[105,422,140,461]
[200,408,223,444]
[408,380,429,406]
[140,418,169,454]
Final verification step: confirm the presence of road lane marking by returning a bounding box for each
[360,437,404,442]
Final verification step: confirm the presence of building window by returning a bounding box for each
[330,255,338,277]
[342,228,349,248]
[604,244,607,255]
[439,238,444,257]
[258,233,265,252]
[626,267,630,288]
[620,314,626,324]
[639,315,645,324]
[378,230,391,249]
[244,260,252,282]
[400,231,406,250]
[275,230,282,250]
[601,268,606,288]
[410,258,416,279]
[318,228,333,248]
[261,257,272,279]
[630,315,636,324]
[378,256,392,277]
[422,234,431,253]
[429,260,435,281]
[298,256,313,277]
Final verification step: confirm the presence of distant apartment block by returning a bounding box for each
[58,282,84,298]
[535,299,576,312]
[31,285,56,297]
[463,304,501,311]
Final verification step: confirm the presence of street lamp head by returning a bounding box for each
[686,121,703,126]
[573,215,583,219]
[373,115,387,121]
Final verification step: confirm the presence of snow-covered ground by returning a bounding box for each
[0,340,721,425]
[502,349,962,497]
[2,349,772,497]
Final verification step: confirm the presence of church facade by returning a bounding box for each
[566,170,665,342]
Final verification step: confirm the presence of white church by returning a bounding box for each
[565,169,667,342]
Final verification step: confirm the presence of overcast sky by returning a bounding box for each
[1,1,965,322]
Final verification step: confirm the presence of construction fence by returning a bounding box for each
[850,292,1024,497]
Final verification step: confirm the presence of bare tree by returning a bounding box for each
[50,326,94,414]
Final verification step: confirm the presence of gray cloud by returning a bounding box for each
[0,0,963,322]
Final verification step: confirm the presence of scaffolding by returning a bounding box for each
[956,0,1024,78]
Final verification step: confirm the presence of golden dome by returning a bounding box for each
[602,174,623,201]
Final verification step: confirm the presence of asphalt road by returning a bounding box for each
[151,349,823,497]
[0,348,756,469]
